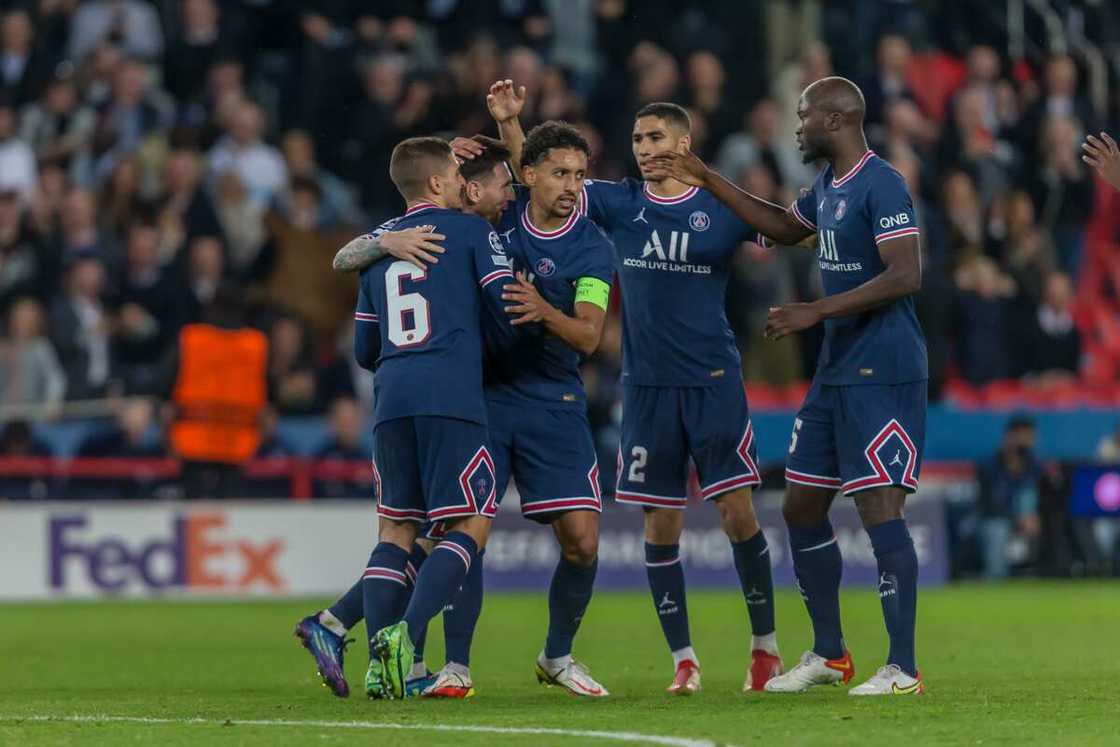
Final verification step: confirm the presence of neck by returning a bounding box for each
[527,198,565,231]
[646,176,691,198]
[829,137,870,179]
[408,196,443,211]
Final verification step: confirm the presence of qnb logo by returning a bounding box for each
[49,513,285,593]
[879,213,910,229]
[642,230,690,263]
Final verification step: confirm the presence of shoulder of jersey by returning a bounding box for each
[868,155,907,185]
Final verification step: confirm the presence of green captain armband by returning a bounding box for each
[574,276,610,311]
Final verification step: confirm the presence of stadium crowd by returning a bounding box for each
[0,0,1118,571]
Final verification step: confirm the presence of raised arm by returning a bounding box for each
[647,148,815,247]
[332,225,447,273]
[487,79,526,175]
[764,235,921,340]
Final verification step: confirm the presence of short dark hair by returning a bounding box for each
[389,136,453,200]
[521,121,590,168]
[459,134,512,183]
[635,102,692,134]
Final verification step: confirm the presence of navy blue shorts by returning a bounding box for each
[785,380,927,496]
[487,400,601,523]
[615,380,760,509]
[373,416,498,523]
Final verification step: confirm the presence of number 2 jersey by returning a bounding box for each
[578,178,765,386]
[355,203,514,427]
[790,150,928,386]
[485,185,615,408]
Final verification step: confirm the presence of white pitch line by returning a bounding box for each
[2,714,732,747]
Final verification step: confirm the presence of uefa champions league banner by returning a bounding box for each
[0,494,947,599]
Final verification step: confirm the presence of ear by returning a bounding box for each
[521,164,536,187]
[427,173,443,196]
[464,180,482,205]
[678,134,692,151]
[825,112,843,132]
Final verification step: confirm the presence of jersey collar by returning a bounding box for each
[643,182,699,205]
[404,201,440,216]
[831,150,875,188]
[520,205,579,240]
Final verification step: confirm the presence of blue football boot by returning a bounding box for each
[294,614,353,697]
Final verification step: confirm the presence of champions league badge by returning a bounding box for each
[536,257,557,276]
[689,210,711,232]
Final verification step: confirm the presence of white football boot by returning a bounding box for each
[535,654,609,697]
[422,664,475,699]
[764,649,855,693]
[849,664,925,696]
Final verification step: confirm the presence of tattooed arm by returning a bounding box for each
[331,225,447,273]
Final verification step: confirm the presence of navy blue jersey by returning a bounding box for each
[792,151,928,386]
[485,186,615,407]
[579,178,763,386]
[355,203,514,426]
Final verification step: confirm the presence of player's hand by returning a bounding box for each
[764,303,822,340]
[381,225,446,269]
[486,79,526,123]
[450,136,484,163]
[502,271,553,325]
[645,148,708,187]
[1082,132,1120,191]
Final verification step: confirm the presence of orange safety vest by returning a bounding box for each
[170,324,268,464]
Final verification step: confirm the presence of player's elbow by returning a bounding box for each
[575,337,599,357]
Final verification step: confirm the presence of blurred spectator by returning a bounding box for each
[685,51,735,156]
[954,255,1015,385]
[99,154,146,241]
[180,234,226,324]
[0,187,41,307]
[0,9,51,108]
[163,0,242,106]
[55,187,116,269]
[267,314,318,415]
[90,58,173,182]
[976,416,1041,578]
[0,420,51,500]
[75,397,166,499]
[111,217,181,394]
[18,71,96,177]
[716,98,810,198]
[1020,271,1080,380]
[212,171,267,281]
[51,255,113,400]
[160,147,222,247]
[941,170,984,249]
[68,0,164,63]
[207,100,287,210]
[775,40,832,140]
[0,98,36,203]
[862,34,919,129]
[0,296,66,414]
[279,130,358,228]
[1024,116,1094,276]
[257,178,357,337]
[1018,55,1097,155]
[314,396,368,498]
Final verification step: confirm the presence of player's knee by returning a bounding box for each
[377,518,417,551]
[854,488,905,527]
[781,487,833,528]
[643,507,683,544]
[714,489,759,541]
[444,514,492,547]
[562,532,599,566]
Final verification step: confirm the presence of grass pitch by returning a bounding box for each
[1,583,1117,745]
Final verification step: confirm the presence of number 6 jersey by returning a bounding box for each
[354,203,514,427]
